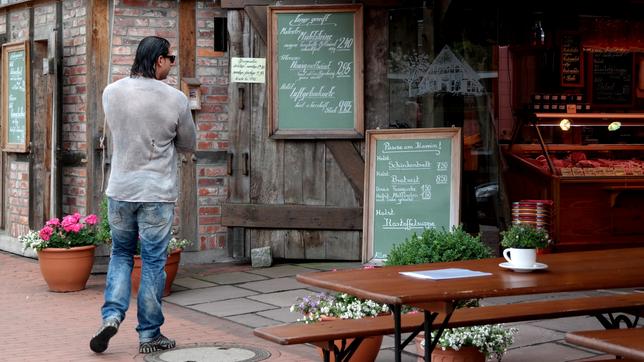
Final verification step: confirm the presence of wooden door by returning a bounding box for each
[223,8,364,260]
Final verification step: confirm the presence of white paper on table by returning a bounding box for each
[399,268,492,280]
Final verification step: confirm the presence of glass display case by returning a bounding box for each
[503,112,644,251]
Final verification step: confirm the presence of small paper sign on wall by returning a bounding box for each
[231,57,266,83]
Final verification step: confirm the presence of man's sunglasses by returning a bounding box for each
[163,54,176,63]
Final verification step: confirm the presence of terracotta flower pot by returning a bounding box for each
[415,334,485,362]
[37,245,96,292]
[317,316,383,362]
[131,249,181,297]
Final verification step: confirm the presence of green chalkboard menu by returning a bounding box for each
[267,5,363,139]
[363,128,462,262]
[2,41,30,152]
[591,52,633,106]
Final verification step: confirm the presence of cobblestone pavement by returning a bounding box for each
[0,251,315,362]
[2,250,639,361]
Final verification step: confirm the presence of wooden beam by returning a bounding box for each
[178,0,198,244]
[364,7,389,130]
[30,40,50,227]
[223,0,269,8]
[244,6,267,44]
[324,141,365,203]
[222,0,425,9]
[86,0,109,215]
[179,0,196,78]
[221,204,363,230]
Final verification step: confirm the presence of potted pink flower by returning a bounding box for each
[20,213,104,292]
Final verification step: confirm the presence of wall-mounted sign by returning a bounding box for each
[267,5,364,139]
[2,41,30,153]
[231,57,266,83]
[560,33,584,87]
[362,128,462,262]
[591,52,633,106]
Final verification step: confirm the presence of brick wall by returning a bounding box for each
[8,161,29,237]
[0,10,6,33]
[62,0,88,215]
[33,3,56,40]
[62,168,87,214]
[107,1,229,253]
[8,7,28,40]
[111,1,178,83]
[0,0,230,258]
[5,7,29,237]
[195,2,228,251]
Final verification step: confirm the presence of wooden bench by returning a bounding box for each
[566,327,644,361]
[254,293,644,361]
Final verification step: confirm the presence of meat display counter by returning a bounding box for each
[503,113,644,251]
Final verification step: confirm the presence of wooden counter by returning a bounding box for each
[504,150,644,250]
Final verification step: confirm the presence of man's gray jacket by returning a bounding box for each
[103,76,196,203]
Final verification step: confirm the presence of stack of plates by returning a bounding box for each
[511,200,553,236]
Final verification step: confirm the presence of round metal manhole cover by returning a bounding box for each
[144,343,271,362]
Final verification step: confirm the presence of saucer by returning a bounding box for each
[499,262,548,273]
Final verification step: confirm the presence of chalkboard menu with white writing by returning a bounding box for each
[560,33,584,87]
[362,128,462,262]
[267,5,363,139]
[2,41,30,152]
[591,52,633,105]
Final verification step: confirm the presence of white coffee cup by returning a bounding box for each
[503,248,536,268]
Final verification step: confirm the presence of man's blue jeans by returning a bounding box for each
[101,198,174,343]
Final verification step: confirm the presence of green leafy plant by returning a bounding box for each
[166,237,191,254]
[290,292,389,324]
[134,237,192,256]
[95,196,112,245]
[386,226,492,266]
[385,226,515,360]
[500,224,549,249]
[20,213,104,251]
[426,324,517,361]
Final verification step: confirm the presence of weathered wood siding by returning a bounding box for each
[225,8,372,260]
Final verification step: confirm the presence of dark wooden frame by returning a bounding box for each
[2,41,30,153]
[559,32,584,88]
[267,4,364,139]
[362,128,462,262]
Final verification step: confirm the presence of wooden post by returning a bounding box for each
[226,10,252,259]
[177,0,198,244]
[85,0,109,215]
[30,40,51,228]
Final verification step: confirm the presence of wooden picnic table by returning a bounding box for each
[296,248,644,362]
[566,328,644,360]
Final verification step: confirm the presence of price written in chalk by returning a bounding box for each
[6,48,27,146]
[364,129,461,262]
[274,10,358,130]
[373,139,451,233]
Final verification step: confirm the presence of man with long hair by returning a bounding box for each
[90,36,196,354]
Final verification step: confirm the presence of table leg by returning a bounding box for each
[595,313,640,329]
[392,304,402,362]
[424,310,431,362]
[390,303,453,362]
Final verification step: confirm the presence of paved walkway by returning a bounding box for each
[1,250,640,361]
